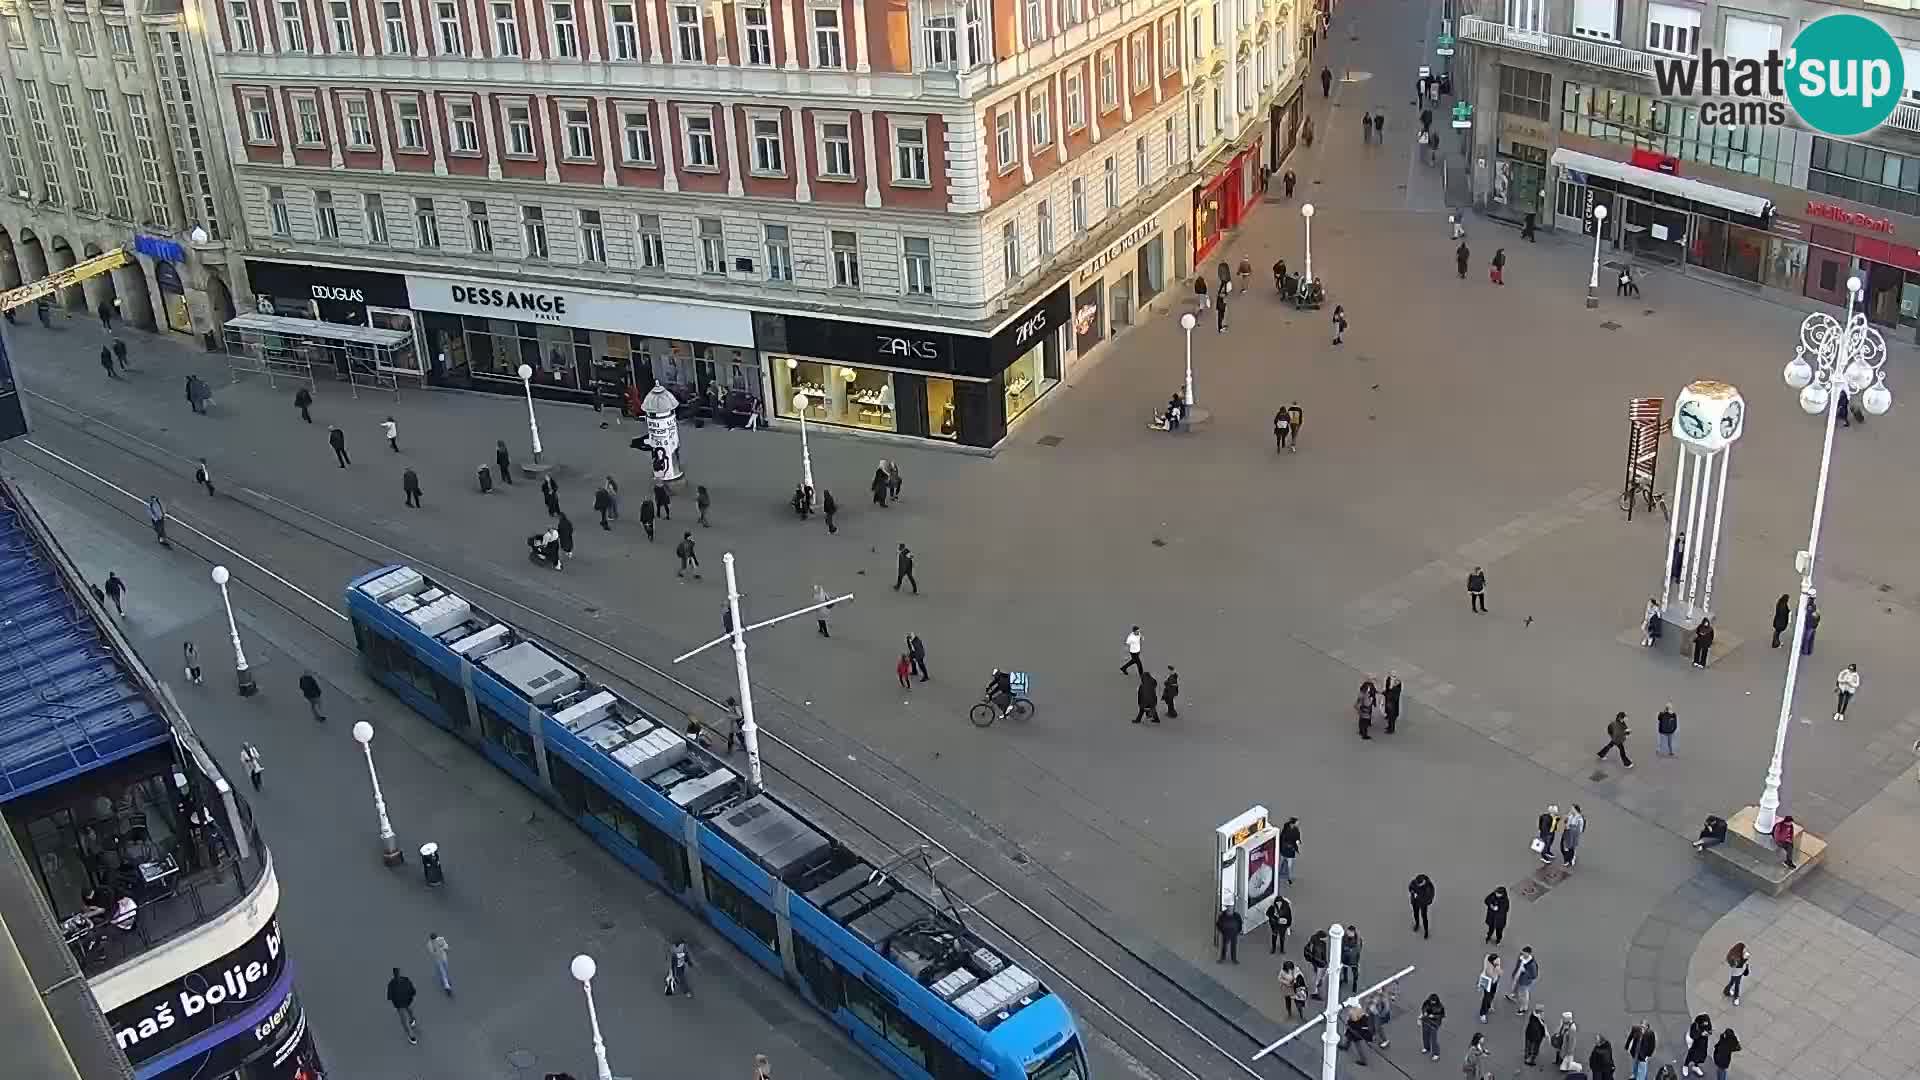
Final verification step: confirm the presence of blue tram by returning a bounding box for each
[346,565,1088,1080]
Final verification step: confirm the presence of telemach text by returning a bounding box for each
[1652,50,1793,125]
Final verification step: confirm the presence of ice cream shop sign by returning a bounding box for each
[1806,200,1895,234]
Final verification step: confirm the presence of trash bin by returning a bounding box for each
[477,465,492,493]
[421,842,444,887]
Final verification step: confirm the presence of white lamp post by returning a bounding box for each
[208,566,256,697]
[516,363,544,466]
[792,389,814,491]
[351,721,404,866]
[1755,277,1892,838]
[569,954,616,1080]
[1179,312,1197,407]
[1586,203,1608,309]
[1300,203,1315,284]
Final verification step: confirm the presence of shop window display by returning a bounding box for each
[1763,238,1807,292]
[1002,344,1053,423]
[773,357,899,433]
[926,378,957,438]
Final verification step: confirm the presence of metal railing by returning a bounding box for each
[64,835,266,977]
[1456,16,1655,76]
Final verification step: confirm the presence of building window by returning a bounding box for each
[1569,0,1618,41]
[328,0,355,50]
[415,196,441,247]
[1057,0,1081,29]
[450,100,480,153]
[1131,33,1149,90]
[698,217,725,273]
[831,229,860,287]
[107,23,132,57]
[1210,0,1223,44]
[50,85,93,211]
[750,115,784,174]
[125,89,166,225]
[382,0,407,52]
[994,108,1015,170]
[1002,219,1021,278]
[1024,0,1043,45]
[742,4,772,64]
[268,185,290,235]
[820,119,853,178]
[244,92,274,142]
[579,208,607,262]
[279,0,306,51]
[550,1,579,57]
[436,1,463,53]
[1189,12,1201,59]
[621,110,654,164]
[1100,52,1118,111]
[505,103,534,156]
[893,122,927,183]
[1808,135,1920,217]
[925,13,957,69]
[468,199,493,252]
[1,14,21,49]
[1065,71,1085,130]
[611,3,640,59]
[1036,197,1053,257]
[903,235,933,295]
[812,6,843,68]
[1497,66,1551,123]
[68,19,94,55]
[637,212,664,268]
[366,192,389,243]
[684,114,716,167]
[1644,3,1698,56]
[492,2,519,55]
[1028,88,1049,148]
[674,4,703,61]
[345,96,374,147]
[1135,134,1149,187]
[316,189,340,239]
[1070,176,1086,233]
[18,83,57,205]
[563,106,593,159]
[31,15,56,50]
[764,224,792,280]
[396,97,425,150]
[1103,154,1117,208]
[293,95,323,145]
[522,205,549,258]
[964,0,984,66]
[1162,15,1178,73]
[88,89,132,219]
[227,2,256,50]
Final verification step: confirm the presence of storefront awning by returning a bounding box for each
[221,312,412,347]
[1550,148,1771,220]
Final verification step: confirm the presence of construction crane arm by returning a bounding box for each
[0,247,132,314]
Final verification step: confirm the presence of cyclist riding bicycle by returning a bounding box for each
[985,669,1013,718]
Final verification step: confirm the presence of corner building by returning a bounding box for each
[1459,0,1920,339]
[214,0,1308,447]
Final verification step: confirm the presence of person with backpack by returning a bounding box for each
[1419,993,1445,1060]
[1273,408,1292,452]
[1213,906,1242,963]
[675,532,701,578]
[1551,1011,1579,1071]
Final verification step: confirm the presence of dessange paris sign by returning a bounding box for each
[404,273,756,346]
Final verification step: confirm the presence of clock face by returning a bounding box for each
[1677,400,1710,440]
[1721,400,1745,438]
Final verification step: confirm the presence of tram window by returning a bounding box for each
[703,867,780,952]
[351,617,371,654]
[478,705,538,770]
[548,754,591,816]
[843,976,932,1071]
[792,935,844,1008]
[581,780,691,890]
[427,665,468,724]
[930,1046,995,1080]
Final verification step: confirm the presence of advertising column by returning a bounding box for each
[1214,807,1280,928]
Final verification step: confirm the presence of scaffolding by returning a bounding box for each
[222,312,416,399]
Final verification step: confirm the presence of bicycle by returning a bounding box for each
[1620,481,1671,522]
[970,694,1035,728]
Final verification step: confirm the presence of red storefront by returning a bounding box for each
[1192,141,1267,265]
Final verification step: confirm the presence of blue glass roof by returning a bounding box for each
[0,489,168,803]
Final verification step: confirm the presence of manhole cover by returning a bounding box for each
[1037,434,1064,446]
[1534,864,1569,886]
[1600,320,1622,330]
[1515,878,1548,902]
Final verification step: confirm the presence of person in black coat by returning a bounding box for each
[1801,598,1820,655]
[1340,926,1362,990]
[594,486,614,528]
[872,464,891,507]
[1589,1034,1616,1080]
[541,475,561,516]
[1484,886,1510,944]
[328,425,350,467]
[894,543,918,593]
[1711,1029,1741,1075]
[638,497,656,540]
[402,468,422,508]
[1625,1021,1657,1077]
[652,481,672,519]
[556,513,575,558]
[1303,929,1329,998]
[822,489,838,534]
[1771,593,1792,648]
[1161,666,1180,718]
[294,387,314,423]
[1214,907,1242,963]
[1420,995,1446,1060]
[1692,617,1716,668]
[1382,672,1403,733]
[495,440,514,484]
[1408,874,1435,938]
[1523,1007,1548,1065]
[1455,242,1471,280]
[1684,1014,1712,1076]
[1134,672,1160,724]
[1267,895,1292,954]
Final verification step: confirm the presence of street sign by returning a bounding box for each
[1436,32,1455,56]
[1436,46,1454,55]
[1452,102,1473,122]
[1452,119,1472,128]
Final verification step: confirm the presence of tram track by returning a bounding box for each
[6,390,1315,1080]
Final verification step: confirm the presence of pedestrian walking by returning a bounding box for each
[148,495,170,546]
[1361,110,1373,141]
[1161,666,1179,718]
[1801,597,1820,655]
[1711,1029,1741,1080]
[328,425,350,467]
[1354,678,1376,739]
[403,468,423,508]
[386,968,419,1043]
[103,572,127,615]
[239,742,262,790]
[1367,990,1394,1049]
[1419,993,1446,1060]
[299,671,326,721]
[696,485,712,527]
[1303,928,1328,998]
[1722,943,1748,1005]
[675,532,701,578]
[1522,211,1538,241]
[1643,598,1663,646]
[1339,925,1361,990]
[1214,284,1229,332]
[893,543,918,593]
[1507,945,1539,1013]
[1835,662,1860,720]
[1561,804,1585,867]
[1618,266,1641,297]
[1277,817,1300,883]
[813,584,832,637]
[195,458,216,497]
[1476,953,1503,1022]
[1591,1034,1618,1080]
[666,940,694,996]
[1657,703,1678,755]
[1523,1006,1547,1065]
[495,440,514,484]
[653,480,672,519]
[183,641,203,684]
[1691,617,1715,667]
[101,346,120,379]
[1467,566,1487,611]
[1341,1004,1373,1065]
[1596,711,1635,768]
[1283,169,1296,198]
[557,512,575,560]
[601,476,619,519]
[1419,106,1434,135]
[1483,885,1510,944]
[1273,408,1292,452]
[639,497,657,541]
[97,298,112,329]
[1628,1014,1658,1076]
[1280,961,1308,1019]
[186,375,210,414]
[1372,112,1384,140]
[1267,893,1292,953]
[872,462,891,507]
[1682,1015,1711,1077]
[1408,873,1434,937]
[1381,670,1402,733]
[295,386,314,424]
[887,460,903,501]
[1771,593,1791,647]
[594,484,614,528]
[382,416,400,451]
[1462,1033,1489,1078]
[908,633,929,681]
[427,932,453,995]
[1330,304,1347,345]
[1773,814,1798,868]
[542,475,561,517]
[1456,241,1471,279]
[1490,248,1507,285]
[1320,65,1332,96]
[1534,805,1561,863]
[111,337,127,370]
[1133,671,1160,724]
[897,653,913,690]
[1214,906,1242,962]
[1671,531,1687,582]
[754,1053,773,1080]
[822,489,838,534]
[1552,1012,1579,1071]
